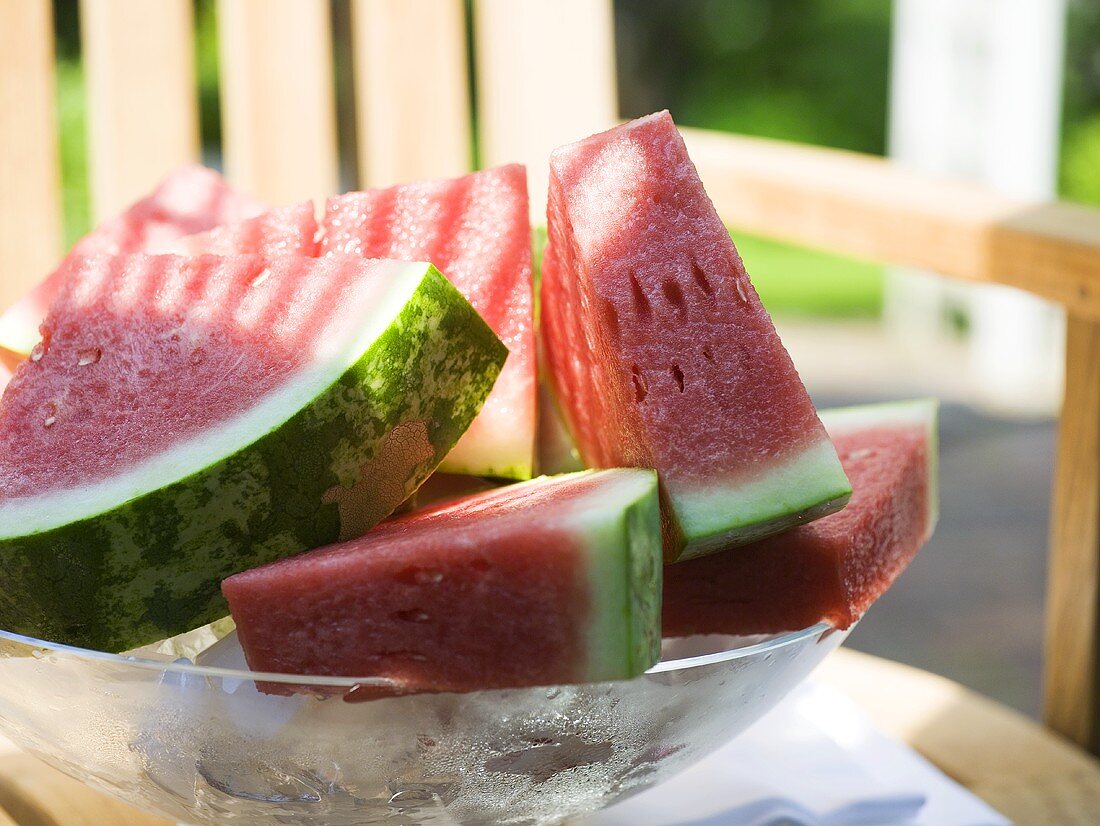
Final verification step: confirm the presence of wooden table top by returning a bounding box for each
[0,648,1096,824]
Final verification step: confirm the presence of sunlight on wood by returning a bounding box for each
[474,0,617,218]
[80,0,199,221]
[352,0,471,188]
[218,0,338,205]
[0,0,62,311]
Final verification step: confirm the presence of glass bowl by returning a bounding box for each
[0,622,849,825]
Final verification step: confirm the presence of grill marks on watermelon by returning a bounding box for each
[320,165,536,479]
[0,166,264,360]
[540,112,851,559]
[662,401,937,636]
[223,469,662,695]
[0,253,414,498]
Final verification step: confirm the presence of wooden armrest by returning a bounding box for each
[683,127,1100,320]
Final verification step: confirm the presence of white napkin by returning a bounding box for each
[581,681,1010,826]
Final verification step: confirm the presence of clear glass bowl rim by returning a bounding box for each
[0,623,832,690]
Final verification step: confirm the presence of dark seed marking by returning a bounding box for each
[670,364,685,393]
[662,279,685,313]
[690,260,714,296]
[631,365,648,403]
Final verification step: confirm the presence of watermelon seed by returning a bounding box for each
[43,402,57,428]
[252,268,273,288]
[702,346,716,364]
[29,343,46,362]
[690,260,714,296]
[77,348,102,367]
[662,280,686,314]
[631,365,648,403]
[628,274,651,318]
[670,364,685,393]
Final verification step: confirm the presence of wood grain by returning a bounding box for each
[820,649,1100,825]
[682,127,1100,320]
[473,0,617,217]
[0,753,170,825]
[218,0,339,205]
[0,0,62,310]
[351,0,471,187]
[80,0,199,221]
[1044,317,1100,752]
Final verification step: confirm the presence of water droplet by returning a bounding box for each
[77,347,101,367]
[414,570,444,585]
[189,347,205,365]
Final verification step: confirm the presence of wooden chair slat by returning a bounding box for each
[681,127,1100,321]
[217,0,339,206]
[472,0,617,216]
[0,0,62,310]
[351,0,471,188]
[1045,317,1100,752]
[80,0,199,221]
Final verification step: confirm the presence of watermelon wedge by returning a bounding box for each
[662,400,938,637]
[320,165,536,480]
[540,111,851,561]
[0,166,263,362]
[223,469,662,694]
[169,202,318,257]
[0,253,506,651]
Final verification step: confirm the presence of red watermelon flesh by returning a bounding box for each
[170,202,318,257]
[0,166,263,359]
[662,400,938,637]
[320,164,536,479]
[540,112,851,561]
[223,469,662,695]
[0,253,422,498]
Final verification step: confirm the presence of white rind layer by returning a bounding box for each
[668,438,852,547]
[570,469,661,680]
[821,398,940,537]
[0,260,432,539]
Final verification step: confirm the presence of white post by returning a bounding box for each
[887,0,1067,415]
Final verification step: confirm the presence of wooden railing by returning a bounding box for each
[3,0,1100,753]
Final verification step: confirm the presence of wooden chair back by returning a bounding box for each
[4,0,1100,753]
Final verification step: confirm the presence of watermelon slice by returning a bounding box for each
[540,111,851,561]
[0,166,263,363]
[169,202,318,257]
[320,165,537,480]
[0,253,506,651]
[662,400,938,637]
[222,469,662,694]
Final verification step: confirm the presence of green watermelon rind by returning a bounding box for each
[820,398,940,537]
[669,439,853,562]
[574,468,663,680]
[0,263,507,652]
